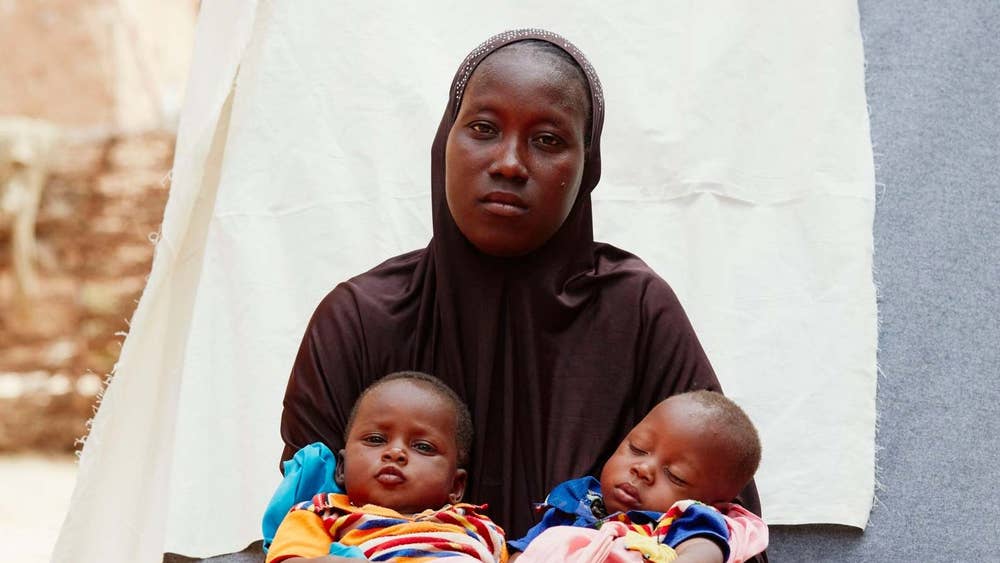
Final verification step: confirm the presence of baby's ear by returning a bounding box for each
[334,449,346,489]
[448,468,468,504]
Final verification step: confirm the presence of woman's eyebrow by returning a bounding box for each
[536,116,575,131]
[462,103,497,115]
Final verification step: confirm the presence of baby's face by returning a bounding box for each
[599,396,741,514]
[341,379,466,514]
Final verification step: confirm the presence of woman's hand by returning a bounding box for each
[673,537,725,563]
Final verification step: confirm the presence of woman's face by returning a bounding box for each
[445,46,589,257]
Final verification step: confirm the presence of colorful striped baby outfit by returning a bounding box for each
[266,492,508,562]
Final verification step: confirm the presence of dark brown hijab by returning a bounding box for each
[280,29,763,550]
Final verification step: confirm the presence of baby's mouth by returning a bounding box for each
[375,466,406,485]
[610,482,641,508]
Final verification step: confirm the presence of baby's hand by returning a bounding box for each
[673,537,725,563]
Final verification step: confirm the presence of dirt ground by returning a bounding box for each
[0,131,173,454]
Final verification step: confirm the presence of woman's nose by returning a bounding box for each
[488,137,528,181]
[381,446,407,464]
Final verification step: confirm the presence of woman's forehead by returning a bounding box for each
[463,49,590,119]
[451,33,603,117]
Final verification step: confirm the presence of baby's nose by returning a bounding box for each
[382,446,407,463]
[631,461,655,483]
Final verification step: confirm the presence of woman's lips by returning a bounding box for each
[610,483,641,509]
[375,466,406,485]
[480,191,528,217]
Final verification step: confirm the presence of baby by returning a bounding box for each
[266,371,507,562]
[509,391,767,563]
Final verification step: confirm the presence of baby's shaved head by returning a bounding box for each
[674,390,762,489]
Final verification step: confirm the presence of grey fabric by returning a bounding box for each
[768,1,1000,560]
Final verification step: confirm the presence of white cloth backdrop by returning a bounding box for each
[55,1,877,559]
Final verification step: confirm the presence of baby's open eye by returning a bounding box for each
[362,434,386,445]
[412,441,437,454]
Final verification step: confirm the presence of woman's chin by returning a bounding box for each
[471,239,535,258]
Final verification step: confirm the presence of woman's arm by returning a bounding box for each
[280,285,369,468]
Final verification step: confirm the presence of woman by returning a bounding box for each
[280,29,763,558]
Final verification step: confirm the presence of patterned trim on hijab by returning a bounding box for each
[452,28,605,115]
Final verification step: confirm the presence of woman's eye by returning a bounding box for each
[469,122,497,136]
[534,133,564,148]
[413,441,437,454]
